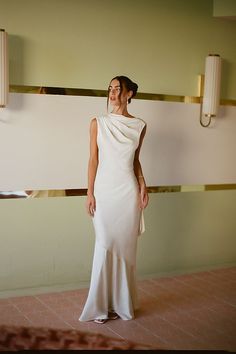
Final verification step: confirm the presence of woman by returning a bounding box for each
[79,75,149,324]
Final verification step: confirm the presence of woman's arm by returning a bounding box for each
[86,118,98,216]
[134,124,149,209]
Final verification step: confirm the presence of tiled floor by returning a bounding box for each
[0,266,235,351]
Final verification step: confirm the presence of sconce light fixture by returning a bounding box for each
[200,54,222,127]
[0,29,9,108]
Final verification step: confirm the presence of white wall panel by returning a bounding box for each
[0,93,235,191]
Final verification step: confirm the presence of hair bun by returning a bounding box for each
[131,82,138,97]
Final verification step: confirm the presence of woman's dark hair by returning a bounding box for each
[107,75,138,109]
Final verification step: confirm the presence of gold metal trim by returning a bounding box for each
[148,184,236,193]
[204,184,236,191]
[9,85,236,106]
[0,184,235,199]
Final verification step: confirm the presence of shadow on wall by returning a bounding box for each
[24,86,67,198]
[221,58,231,100]
[9,35,24,86]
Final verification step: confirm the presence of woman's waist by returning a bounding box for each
[94,171,138,192]
[96,168,136,181]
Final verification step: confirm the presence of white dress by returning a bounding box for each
[79,113,146,321]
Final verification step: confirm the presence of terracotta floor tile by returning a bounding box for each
[138,287,156,300]
[196,271,234,283]
[52,305,83,322]
[29,320,71,330]
[27,309,71,330]
[159,282,209,305]
[135,295,156,314]
[159,310,233,350]
[36,293,65,301]
[152,276,180,286]
[209,273,236,283]
[0,304,21,317]
[84,321,123,339]
[188,308,236,338]
[60,288,88,298]
[48,306,122,340]
[105,318,167,349]
[169,339,210,350]
[175,281,223,299]
[13,298,48,314]
[136,313,194,341]
[168,276,212,298]
[0,314,31,327]
[35,294,77,310]
[8,295,39,304]
[67,296,89,309]
[63,317,123,340]
[210,267,236,275]
[138,280,165,297]
[0,298,11,307]
[137,301,174,320]
[174,273,199,282]
[55,288,89,310]
[208,310,236,329]
[140,285,191,313]
[207,300,236,316]
[35,292,65,301]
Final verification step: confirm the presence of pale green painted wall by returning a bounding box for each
[0,191,236,297]
[0,0,236,98]
[213,0,236,17]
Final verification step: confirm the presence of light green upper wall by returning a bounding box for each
[0,0,236,99]
[213,0,236,17]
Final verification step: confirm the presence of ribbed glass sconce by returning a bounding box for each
[0,29,9,108]
[200,54,222,127]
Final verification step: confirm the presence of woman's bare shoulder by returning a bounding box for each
[90,117,98,127]
[89,118,98,135]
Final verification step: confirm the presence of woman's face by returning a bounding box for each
[108,79,130,107]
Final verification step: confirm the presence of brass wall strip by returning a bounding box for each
[37,184,235,193]
[204,184,236,191]
[10,85,236,106]
[0,184,236,199]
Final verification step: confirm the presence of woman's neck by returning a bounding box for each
[111,104,129,116]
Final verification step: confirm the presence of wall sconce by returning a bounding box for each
[0,29,9,108]
[200,54,222,127]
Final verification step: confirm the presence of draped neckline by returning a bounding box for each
[109,113,137,120]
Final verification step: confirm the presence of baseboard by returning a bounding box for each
[137,260,236,280]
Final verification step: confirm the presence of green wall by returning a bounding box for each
[0,0,236,98]
[213,0,236,17]
[0,191,236,297]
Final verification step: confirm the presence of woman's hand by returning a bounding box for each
[86,193,96,217]
[139,185,149,209]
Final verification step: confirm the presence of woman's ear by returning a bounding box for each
[127,90,133,102]
[129,90,134,99]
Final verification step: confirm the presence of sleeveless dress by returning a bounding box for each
[79,113,146,321]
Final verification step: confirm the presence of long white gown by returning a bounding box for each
[79,113,146,321]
